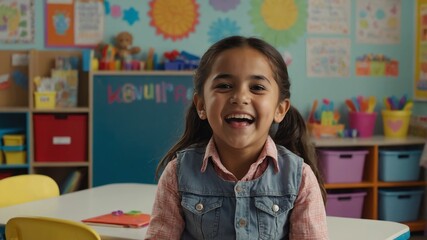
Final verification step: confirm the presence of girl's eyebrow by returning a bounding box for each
[250,74,272,84]
[213,73,272,84]
[212,73,233,80]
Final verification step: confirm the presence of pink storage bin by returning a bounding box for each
[326,191,367,218]
[318,150,368,183]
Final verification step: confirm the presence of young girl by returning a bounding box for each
[145,36,328,240]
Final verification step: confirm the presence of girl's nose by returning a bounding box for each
[229,89,250,105]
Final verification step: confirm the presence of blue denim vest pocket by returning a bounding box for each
[255,196,295,239]
[181,193,223,240]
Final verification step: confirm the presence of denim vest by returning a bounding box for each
[177,145,303,240]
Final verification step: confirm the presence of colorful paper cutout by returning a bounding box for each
[355,54,399,77]
[148,0,200,41]
[249,0,307,47]
[209,0,240,12]
[123,7,139,25]
[208,18,240,43]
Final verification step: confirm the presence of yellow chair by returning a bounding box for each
[5,216,101,240]
[0,174,60,208]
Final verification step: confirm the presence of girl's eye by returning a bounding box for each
[215,83,232,89]
[251,84,266,91]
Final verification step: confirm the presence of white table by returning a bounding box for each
[0,183,410,240]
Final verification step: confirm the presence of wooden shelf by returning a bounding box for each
[92,70,194,76]
[0,107,29,113]
[377,181,427,187]
[31,107,90,113]
[325,182,374,189]
[405,220,426,232]
[313,136,426,147]
[316,137,426,232]
[32,162,89,167]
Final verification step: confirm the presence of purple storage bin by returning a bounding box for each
[326,192,367,218]
[318,150,368,183]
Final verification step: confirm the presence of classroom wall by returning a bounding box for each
[0,0,424,120]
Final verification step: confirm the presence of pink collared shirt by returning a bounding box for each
[145,137,328,239]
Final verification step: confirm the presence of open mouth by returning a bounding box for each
[225,114,255,125]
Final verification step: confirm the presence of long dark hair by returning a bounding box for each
[156,36,326,203]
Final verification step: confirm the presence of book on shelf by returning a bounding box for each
[51,69,79,107]
[61,170,83,194]
[82,211,150,228]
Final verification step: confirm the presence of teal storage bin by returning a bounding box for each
[379,150,422,181]
[378,189,423,222]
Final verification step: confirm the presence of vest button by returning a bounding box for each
[238,218,247,227]
[235,185,243,193]
[272,204,280,212]
[195,203,204,211]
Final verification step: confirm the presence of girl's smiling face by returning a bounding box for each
[194,47,290,151]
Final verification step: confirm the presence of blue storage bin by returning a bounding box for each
[378,189,423,222]
[379,150,422,181]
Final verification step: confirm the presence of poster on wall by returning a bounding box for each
[45,0,104,47]
[0,0,35,43]
[415,0,427,100]
[306,38,350,78]
[356,0,401,44]
[307,0,350,35]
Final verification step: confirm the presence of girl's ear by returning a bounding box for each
[193,93,206,120]
[274,99,290,123]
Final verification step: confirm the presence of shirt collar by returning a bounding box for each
[200,136,279,173]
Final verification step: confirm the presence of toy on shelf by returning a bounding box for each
[96,31,143,71]
[114,31,141,60]
[163,50,200,71]
[307,98,344,138]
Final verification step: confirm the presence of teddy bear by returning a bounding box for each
[114,31,141,60]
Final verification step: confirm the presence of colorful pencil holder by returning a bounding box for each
[349,112,377,138]
[382,110,411,138]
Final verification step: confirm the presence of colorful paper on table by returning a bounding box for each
[82,212,150,228]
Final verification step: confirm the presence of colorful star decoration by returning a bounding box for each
[123,7,140,26]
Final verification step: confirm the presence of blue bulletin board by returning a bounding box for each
[93,74,193,186]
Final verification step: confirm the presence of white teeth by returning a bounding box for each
[226,114,254,120]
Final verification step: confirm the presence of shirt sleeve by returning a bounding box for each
[289,163,329,240]
[145,159,184,239]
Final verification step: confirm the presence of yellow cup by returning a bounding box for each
[382,110,411,138]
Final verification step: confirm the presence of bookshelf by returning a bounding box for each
[0,50,91,192]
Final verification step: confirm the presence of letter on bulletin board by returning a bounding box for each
[45,0,104,47]
[416,0,427,100]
